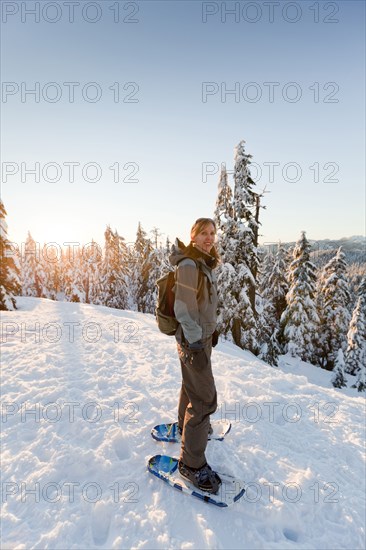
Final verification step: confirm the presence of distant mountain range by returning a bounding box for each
[309,237,365,268]
[261,235,366,266]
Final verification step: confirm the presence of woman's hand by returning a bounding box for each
[187,339,205,351]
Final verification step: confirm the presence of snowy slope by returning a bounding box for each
[1,298,365,550]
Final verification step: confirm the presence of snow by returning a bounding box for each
[1,298,365,550]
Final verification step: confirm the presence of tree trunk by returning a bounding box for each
[232,318,242,348]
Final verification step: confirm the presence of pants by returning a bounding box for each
[177,339,217,469]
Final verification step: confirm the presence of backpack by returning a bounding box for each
[155,258,204,336]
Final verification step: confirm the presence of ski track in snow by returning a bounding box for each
[1,298,365,549]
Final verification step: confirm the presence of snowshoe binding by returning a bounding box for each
[178,460,222,494]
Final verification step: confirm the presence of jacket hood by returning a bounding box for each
[169,238,218,269]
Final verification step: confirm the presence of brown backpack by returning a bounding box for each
[155,258,204,336]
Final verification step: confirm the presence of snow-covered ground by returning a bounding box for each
[1,298,365,549]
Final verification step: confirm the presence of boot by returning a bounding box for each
[178,460,221,494]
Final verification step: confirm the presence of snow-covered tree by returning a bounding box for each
[232,140,260,311]
[216,262,244,341]
[62,248,85,302]
[357,276,366,309]
[280,231,319,363]
[331,349,347,389]
[257,252,276,363]
[58,242,102,304]
[257,244,289,365]
[144,243,168,314]
[257,317,281,367]
[98,226,129,309]
[36,243,63,301]
[346,266,365,313]
[317,248,351,370]
[345,297,366,376]
[267,243,289,326]
[132,222,154,313]
[347,280,366,391]
[59,249,71,301]
[353,359,366,392]
[215,141,261,353]
[214,163,234,264]
[21,232,46,298]
[258,251,275,296]
[125,243,138,310]
[214,164,239,342]
[80,241,102,304]
[0,201,21,310]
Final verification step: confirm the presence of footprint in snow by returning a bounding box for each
[113,432,131,461]
[283,528,299,542]
[91,500,112,546]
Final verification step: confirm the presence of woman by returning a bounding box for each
[169,218,221,494]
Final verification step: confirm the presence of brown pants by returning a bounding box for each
[177,340,217,469]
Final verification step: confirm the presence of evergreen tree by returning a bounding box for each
[256,288,281,366]
[232,140,260,312]
[280,231,319,362]
[132,222,154,313]
[83,240,102,304]
[257,244,288,365]
[150,226,163,249]
[58,244,98,304]
[317,248,351,370]
[38,243,62,300]
[59,248,71,302]
[165,236,172,256]
[0,201,21,310]
[214,164,238,342]
[353,358,366,392]
[214,163,234,264]
[258,250,275,298]
[345,297,366,376]
[65,241,103,305]
[259,328,282,367]
[268,243,289,325]
[126,241,138,310]
[257,252,274,363]
[357,276,366,310]
[260,243,289,355]
[99,226,128,309]
[331,349,347,389]
[347,265,364,304]
[21,232,45,297]
[144,243,168,314]
[62,248,85,303]
[215,141,261,353]
[216,262,240,339]
[231,261,258,352]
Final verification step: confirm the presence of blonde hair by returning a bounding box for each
[190,218,220,264]
[190,218,217,241]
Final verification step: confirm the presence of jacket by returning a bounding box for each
[169,238,218,344]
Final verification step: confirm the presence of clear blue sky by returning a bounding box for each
[1,0,365,249]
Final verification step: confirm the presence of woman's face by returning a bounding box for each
[193,223,216,253]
